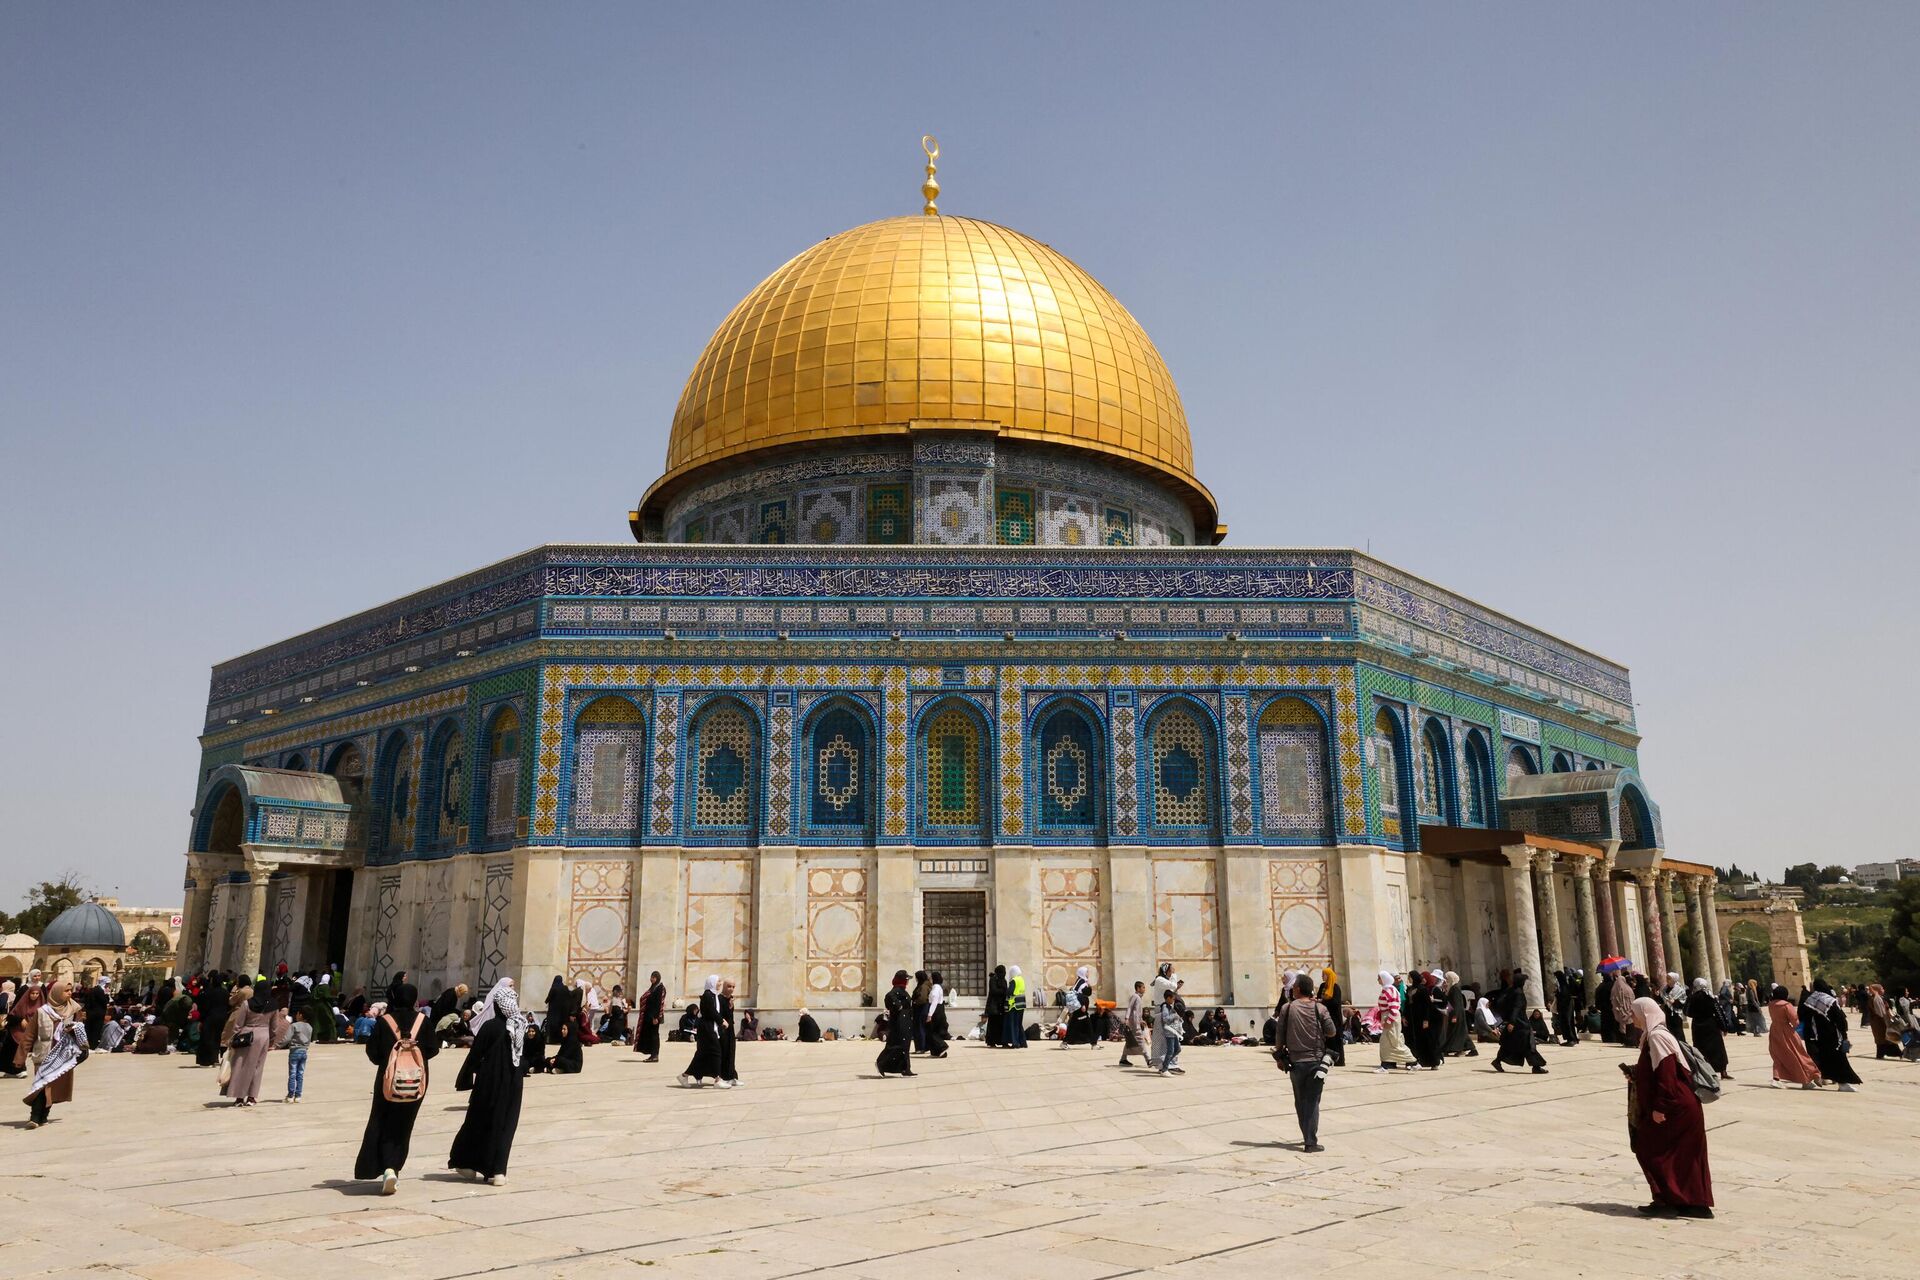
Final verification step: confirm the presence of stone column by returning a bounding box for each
[237,856,277,980]
[1533,851,1565,981]
[1702,884,1728,986]
[1500,846,1545,1011]
[1571,857,1603,1001]
[1682,875,1710,986]
[1657,871,1684,985]
[1592,846,1619,957]
[1635,871,1667,977]
[176,856,217,975]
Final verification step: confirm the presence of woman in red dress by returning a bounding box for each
[1621,995,1713,1218]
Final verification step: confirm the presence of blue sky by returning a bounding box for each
[3,6,1916,906]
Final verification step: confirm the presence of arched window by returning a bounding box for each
[1585,760,1603,771]
[1418,721,1450,820]
[284,752,307,772]
[1372,708,1404,824]
[689,699,757,837]
[571,696,644,835]
[1551,751,1573,773]
[1257,697,1329,838]
[326,742,367,847]
[484,707,522,838]
[1036,703,1101,834]
[1506,745,1536,787]
[375,731,415,857]
[424,722,466,849]
[1148,702,1214,830]
[921,700,987,835]
[1463,731,1494,826]
[808,703,872,834]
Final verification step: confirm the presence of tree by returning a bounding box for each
[9,874,92,940]
[1728,931,1773,987]
[1817,865,1849,885]
[1874,878,1920,993]
[1782,863,1820,892]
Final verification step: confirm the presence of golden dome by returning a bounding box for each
[640,214,1216,535]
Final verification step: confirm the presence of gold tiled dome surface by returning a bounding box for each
[649,215,1209,524]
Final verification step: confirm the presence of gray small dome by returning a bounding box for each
[39,902,125,950]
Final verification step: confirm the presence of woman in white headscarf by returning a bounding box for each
[925,971,950,1058]
[449,981,526,1186]
[1374,971,1418,1071]
[678,976,727,1087]
[1621,995,1713,1217]
[1063,966,1097,1047]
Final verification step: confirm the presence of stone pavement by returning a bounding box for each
[6,1029,1915,1280]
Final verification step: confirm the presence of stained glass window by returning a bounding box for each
[1464,732,1493,826]
[486,707,521,837]
[1038,706,1099,830]
[693,701,756,829]
[1258,698,1327,836]
[1419,722,1447,819]
[1150,704,1212,828]
[810,706,868,828]
[434,727,466,845]
[923,705,981,828]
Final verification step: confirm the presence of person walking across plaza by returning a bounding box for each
[1492,969,1547,1074]
[985,965,1008,1047]
[22,979,85,1129]
[925,972,950,1057]
[716,979,741,1086]
[1685,978,1731,1080]
[1063,966,1097,1047]
[1374,970,1417,1071]
[1146,963,1179,1070]
[1765,985,1821,1088]
[1318,968,1345,1066]
[1118,980,1147,1067]
[634,971,666,1063]
[353,981,438,1196]
[284,1005,314,1102]
[1154,986,1184,1076]
[1006,965,1029,1047]
[1802,983,1861,1091]
[1278,973,1337,1152]
[449,979,526,1186]
[1622,996,1713,1219]
[877,970,915,1077]
[679,976,726,1087]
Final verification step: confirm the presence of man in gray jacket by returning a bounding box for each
[1277,973,1337,1152]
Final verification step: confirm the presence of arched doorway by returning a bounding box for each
[1726,920,1772,987]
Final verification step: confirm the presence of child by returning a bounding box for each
[284,1006,314,1103]
[1156,988,1185,1076]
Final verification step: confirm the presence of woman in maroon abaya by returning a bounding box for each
[1621,996,1713,1218]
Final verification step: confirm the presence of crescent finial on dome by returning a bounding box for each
[921,135,940,215]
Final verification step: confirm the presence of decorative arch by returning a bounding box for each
[325,740,368,849]
[192,781,246,854]
[1585,760,1603,771]
[1030,695,1105,839]
[1618,781,1657,851]
[1505,743,1538,787]
[1143,695,1219,835]
[480,704,524,840]
[371,729,416,858]
[1462,729,1495,827]
[1254,695,1332,841]
[803,697,876,841]
[1371,705,1412,837]
[283,752,308,773]
[916,696,991,842]
[686,696,760,842]
[1418,717,1455,824]
[1551,751,1573,773]
[570,695,646,840]
[420,718,467,851]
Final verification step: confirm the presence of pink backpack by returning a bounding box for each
[380,1013,428,1103]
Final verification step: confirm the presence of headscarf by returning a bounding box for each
[1319,967,1337,1000]
[1375,970,1400,1024]
[546,975,569,1011]
[44,979,78,1019]
[1075,966,1090,984]
[1632,996,1681,1069]
[1444,970,1460,989]
[482,980,528,1068]
[387,984,418,1027]
[1428,969,1445,988]
[247,982,277,1015]
[929,973,944,1012]
[1804,989,1837,1017]
[892,969,910,987]
[704,974,720,995]
[470,978,514,1031]
[1692,977,1710,994]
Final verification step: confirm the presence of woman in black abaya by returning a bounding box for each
[876,970,915,1077]
[1405,971,1445,1070]
[539,976,569,1071]
[985,966,1008,1048]
[449,980,526,1186]
[716,979,740,1086]
[678,976,725,1087]
[634,971,666,1062]
[353,981,438,1195]
[924,972,950,1058]
[1685,978,1731,1078]
[193,976,230,1067]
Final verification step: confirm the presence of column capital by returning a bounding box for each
[1531,848,1559,871]
[239,845,279,880]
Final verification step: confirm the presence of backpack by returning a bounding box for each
[1675,1038,1721,1104]
[380,1013,428,1104]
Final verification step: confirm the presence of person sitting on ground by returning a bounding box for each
[738,1010,760,1042]
[669,1003,698,1043]
[796,1008,821,1043]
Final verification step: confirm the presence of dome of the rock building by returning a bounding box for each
[633,213,1219,546]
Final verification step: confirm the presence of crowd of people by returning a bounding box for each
[4,956,1913,1214]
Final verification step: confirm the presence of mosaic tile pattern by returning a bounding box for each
[1039,864,1101,993]
[1223,694,1253,837]
[1149,704,1213,829]
[1269,858,1332,993]
[997,680,1024,838]
[809,705,868,830]
[923,704,982,828]
[573,728,644,834]
[867,485,910,544]
[883,668,909,838]
[567,859,632,993]
[1037,704,1099,831]
[766,702,793,838]
[1257,697,1330,837]
[1110,703,1138,838]
[994,487,1036,545]
[371,872,401,989]
[649,692,681,838]
[691,700,756,830]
